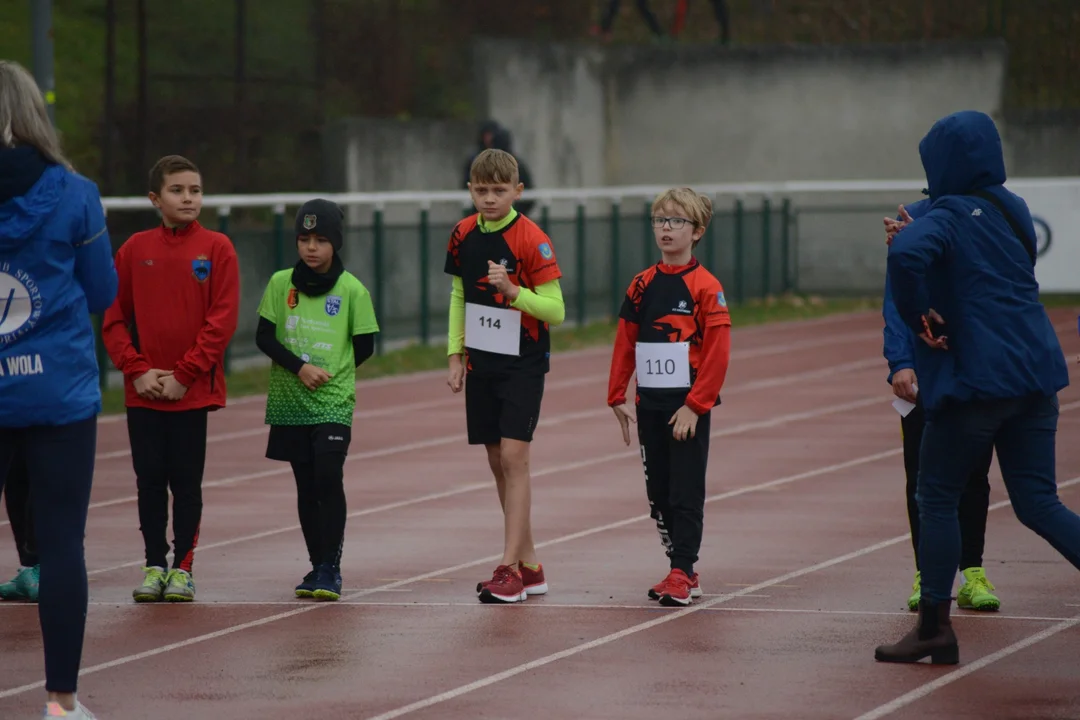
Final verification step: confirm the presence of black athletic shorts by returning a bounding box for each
[266,423,352,464]
[465,372,545,445]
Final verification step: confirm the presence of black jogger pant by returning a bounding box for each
[126,407,209,572]
[266,423,351,570]
[0,415,96,693]
[637,405,711,577]
[901,395,993,571]
[3,447,38,567]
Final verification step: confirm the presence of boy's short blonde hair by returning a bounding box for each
[651,187,714,233]
[469,148,519,186]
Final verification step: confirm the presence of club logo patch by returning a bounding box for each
[287,288,299,309]
[717,291,727,307]
[303,214,317,230]
[191,255,211,283]
[325,295,342,317]
[538,242,553,260]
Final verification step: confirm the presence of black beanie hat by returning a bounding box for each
[295,199,344,252]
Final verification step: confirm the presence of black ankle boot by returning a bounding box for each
[874,599,959,664]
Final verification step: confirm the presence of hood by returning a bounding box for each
[492,127,514,153]
[0,148,66,252]
[477,119,502,149]
[918,111,1006,200]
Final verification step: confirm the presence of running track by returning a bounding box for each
[1,309,1079,719]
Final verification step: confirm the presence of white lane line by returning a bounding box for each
[0,443,912,700]
[852,617,1080,720]
[83,394,892,576]
[358,476,1080,720]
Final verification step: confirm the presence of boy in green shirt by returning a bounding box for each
[255,199,379,601]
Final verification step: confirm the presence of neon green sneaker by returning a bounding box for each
[164,569,196,602]
[957,567,1000,611]
[906,571,921,611]
[133,566,168,603]
[0,566,39,602]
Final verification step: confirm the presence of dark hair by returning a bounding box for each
[149,155,200,194]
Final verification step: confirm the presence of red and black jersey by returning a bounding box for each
[607,257,731,413]
[444,212,562,375]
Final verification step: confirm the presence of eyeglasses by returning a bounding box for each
[651,216,696,230]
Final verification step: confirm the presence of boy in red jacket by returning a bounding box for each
[102,155,240,603]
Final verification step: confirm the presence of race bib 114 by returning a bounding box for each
[465,302,521,356]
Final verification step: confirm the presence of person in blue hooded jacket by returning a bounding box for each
[882,200,999,614]
[0,60,118,720]
[874,110,1077,666]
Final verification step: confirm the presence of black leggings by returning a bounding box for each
[126,407,209,572]
[0,415,96,693]
[3,447,38,567]
[637,405,711,577]
[902,396,993,571]
[267,423,351,570]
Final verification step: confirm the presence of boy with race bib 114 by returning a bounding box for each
[607,187,732,607]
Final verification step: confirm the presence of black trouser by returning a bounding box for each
[901,395,993,571]
[126,407,209,572]
[0,416,96,693]
[267,424,351,570]
[3,447,38,567]
[599,0,664,36]
[637,405,711,577]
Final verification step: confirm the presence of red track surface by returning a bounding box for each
[1,309,1079,719]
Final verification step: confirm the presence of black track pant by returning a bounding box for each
[3,448,38,567]
[638,405,711,577]
[901,395,993,571]
[126,407,209,572]
[267,424,351,570]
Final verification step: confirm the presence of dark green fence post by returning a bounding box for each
[273,204,285,270]
[373,206,385,355]
[734,198,745,304]
[575,203,587,327]
[419,205,430,345]
[704,193,716,271]
[609,199,621,318]
[95,314,108,390]
[217,207,232,375]
[761,197,772,298]
[642,200,652,266]
[780,198,792,293]
[540,203,550,235]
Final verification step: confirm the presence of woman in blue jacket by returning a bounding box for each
[875,110,1077,665]
[0,60,118,720]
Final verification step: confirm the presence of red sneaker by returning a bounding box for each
[649,571,700,600]
[520,562,548,596]
[478,565,526,604]
[657,569,693,607]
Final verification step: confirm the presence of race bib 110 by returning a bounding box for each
[635,341,691,388]
[465,302,521,356]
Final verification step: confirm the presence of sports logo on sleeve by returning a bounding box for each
[191,255,211,283]
[717,291,727,307]
[325,295,342,317]
[538,242,553,260]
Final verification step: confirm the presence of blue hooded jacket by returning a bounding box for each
[882,197,930,384]
[886,110,1069,414]
[0,146,119,427]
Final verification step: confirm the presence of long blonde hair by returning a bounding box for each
[0,60,71,169]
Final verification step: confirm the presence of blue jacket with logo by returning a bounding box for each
[886,110,1069,414]
[0,146,119,427]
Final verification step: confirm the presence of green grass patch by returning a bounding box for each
[97,294,880,416]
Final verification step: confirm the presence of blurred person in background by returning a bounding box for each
[0,59,119,719]
[590,0,665,42]
[671,0,731,44]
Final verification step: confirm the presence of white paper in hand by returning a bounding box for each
[892,383,919,417]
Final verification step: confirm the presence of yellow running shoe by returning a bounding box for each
[906,571,920,611]
[957,567,1000,611]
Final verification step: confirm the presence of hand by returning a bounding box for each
[298,364,332,391]
[487,261,519,301]
[891,368,918,403]
[160,373,189,401]
[133,369,170,399]
[919,308,949,350]
[668,405,700,442]
[884,204,914,246]
[447,354,465,393]
[611,403,637,446]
